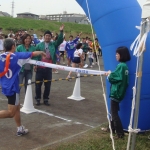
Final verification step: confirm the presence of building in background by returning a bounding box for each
[0,11,11,17]
[39,11,89,25]
[17,12,39,20]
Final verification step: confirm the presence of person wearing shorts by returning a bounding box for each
[67,43,83,79]
[0,39,45,136]
[65,33,82,66]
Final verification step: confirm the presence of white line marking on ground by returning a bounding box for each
[75,122,94,128]
[21,104,94,129]
[35,109,72,122]
[35,109,54,117]
[35,109,94,128]
[53,115,72,122]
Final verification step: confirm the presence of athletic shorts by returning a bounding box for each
[67,52,74,61]
[59,51,64,56]
[6,93,19,105]
[72,57,81,64]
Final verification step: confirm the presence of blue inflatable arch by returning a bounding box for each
[76,0,150,130]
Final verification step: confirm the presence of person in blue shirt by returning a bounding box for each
[0,39,46,136]
[65,32,82,66]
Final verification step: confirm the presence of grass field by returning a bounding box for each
[0,16,92,37]
[43,126,150,150]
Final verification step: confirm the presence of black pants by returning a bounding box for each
[84,52,87,62]
[111,100,124,136]
[99,48,102,56]
[35,68,52,101]
[94,52,97,62]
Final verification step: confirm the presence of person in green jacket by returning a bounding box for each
[16,34,36,92]
[105,46,131,139]
[34,24,64,106]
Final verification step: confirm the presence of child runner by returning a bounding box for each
[87,48,94,68]
[67,43,83,80]
[0,39,46,136]
[65,33,82,67]
[103,46,131,139]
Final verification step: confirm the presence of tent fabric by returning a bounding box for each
[142,0,150,18]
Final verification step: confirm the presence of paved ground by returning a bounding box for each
[0,57,107,150]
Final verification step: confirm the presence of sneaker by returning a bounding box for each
[83,64,88,68]
[36,101,40,106]
[44,101,50,106]
[55,70,59,74]
[67,75,71,81]
[63,62,65,65]
[17,126,28,136]
[92,63,95,65]
[90,65,93,68]
[35,100,40,106]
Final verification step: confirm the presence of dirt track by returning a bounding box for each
[0,57,107,150]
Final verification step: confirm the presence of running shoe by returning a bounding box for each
[83,64,88,68]
[67,75,71,81]
[17,126,28,136]
[55,70,59,74]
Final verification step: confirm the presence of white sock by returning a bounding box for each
[17,125,22,131]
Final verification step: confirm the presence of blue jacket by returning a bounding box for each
[65,37,79,53]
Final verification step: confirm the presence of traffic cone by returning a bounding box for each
[20,79,37,114]
[67,74,85,101]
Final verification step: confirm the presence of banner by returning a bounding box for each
[28,60,106,75]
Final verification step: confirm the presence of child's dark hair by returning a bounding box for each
[69,35,73,38]
[116,46,131,62]
[95,38,98,41]
[4,39,15,52]
[76,43,82,49]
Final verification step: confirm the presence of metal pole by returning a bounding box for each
[131,18,147,150]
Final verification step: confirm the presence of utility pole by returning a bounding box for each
[11,1,14,18]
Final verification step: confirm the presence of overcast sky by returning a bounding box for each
[0,0,146,17]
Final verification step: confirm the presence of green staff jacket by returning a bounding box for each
[82,43,89,53]
[35,31,63,64]
[108,62,129,102]
[16,44,36,72]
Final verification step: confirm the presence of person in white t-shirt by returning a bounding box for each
[8,30,15,38]
[59,37,66,64]
[39,35,44,42]
[67,43,83,80]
